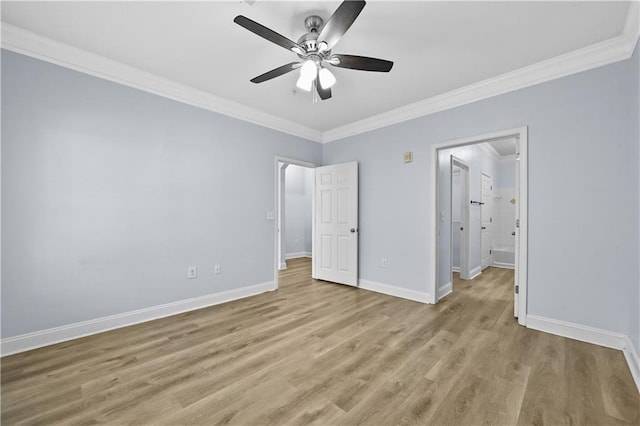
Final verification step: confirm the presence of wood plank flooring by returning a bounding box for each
[2,258,638,425]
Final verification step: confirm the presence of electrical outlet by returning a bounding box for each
[214,264,221,275]
[381,258,388,268]
[188,266,197,279]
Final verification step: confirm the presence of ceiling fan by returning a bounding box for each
[234,0,393,101]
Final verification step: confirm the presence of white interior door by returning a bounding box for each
[314,162,358,286]
[481,173,493,270]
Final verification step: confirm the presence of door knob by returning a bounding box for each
[350,228,357,233]
[482,226,486,230]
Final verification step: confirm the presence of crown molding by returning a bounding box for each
[624,1,640,47]
[2,1,638,146]
[0,23,323,143]
[322,2,640,143]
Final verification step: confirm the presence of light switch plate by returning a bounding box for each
[266,211,275,220]
[188,266,197,279]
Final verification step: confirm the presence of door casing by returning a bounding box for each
[451,156,471,284]
[274,156,317,290]
[430,127,528,326]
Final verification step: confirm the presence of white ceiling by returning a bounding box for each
[486,137,517,157]
[0,1,633,136]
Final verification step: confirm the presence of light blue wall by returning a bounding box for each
[439,144,499,285]
[324,47,639,341]
[496,159,516,189]
[1,50,322,338]
[631,43,640,355]
[284,165,312,256]
[2,44,639,355]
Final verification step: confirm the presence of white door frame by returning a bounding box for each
[274,156,318,290]
[450,156,471,283]
[430,127,528,326]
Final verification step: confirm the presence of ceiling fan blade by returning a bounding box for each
[317,0,366,51]
[316,80,332,100]
[330,54,393,72]
[234,15,305,54]
[250,62,300,83]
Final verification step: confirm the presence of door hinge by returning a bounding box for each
[515,219,520,228]
[490,217,492,223]
[489,249,492,255]
[515,285,519,294]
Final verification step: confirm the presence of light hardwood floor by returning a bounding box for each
[2,258,638,425]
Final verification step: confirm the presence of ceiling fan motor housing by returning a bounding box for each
[297,15,330,58]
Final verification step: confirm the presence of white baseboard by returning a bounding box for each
[438,282,453,301]
[285,251,312,260]
[527,315,640,393]
[526,315,627,350]
[492,261,515,269]
[469,266,482,280]
[278,262,287,270]
[1,281,276,356]
[358,279,430,304]
[451,266,461,273]
[623,336,640,393]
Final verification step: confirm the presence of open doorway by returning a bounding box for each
[451,156,470,288]
[430,127,528,325]
[274,157,317,289]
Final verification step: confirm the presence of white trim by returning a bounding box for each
[492,261,515,270]
[0,24,322,143]
[527,315,640,393]
[517,129,529,326]
[358,279,430,304]
[624,1,640,48]
[623,336,640,393]
[526,315,627,350]
[500,154,519,162]
[451,156,471,281]
[2,1,638,145]
[1,281,276,356]
[323,3,639,142]
[438,282,453,301]
[279,262,287,270]
[430,127,528,319]
[469,266,482,280]
[285,251,312,259]
[273,156,318,290]
[451,266,461,273]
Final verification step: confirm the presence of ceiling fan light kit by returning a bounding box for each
[319,67,336,89]
[234,0,393,102]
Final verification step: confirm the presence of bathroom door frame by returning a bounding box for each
[451,156,471,283]
[274,156,318,290]
[429,127,528,326]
